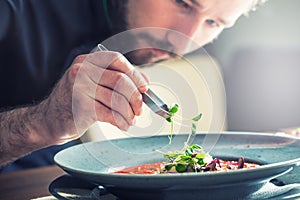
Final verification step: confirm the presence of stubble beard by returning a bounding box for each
[108,1,178,66]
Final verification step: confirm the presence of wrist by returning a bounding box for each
[0,106,54,166]
[11,106,55,147]
[31,100,62,146]
[36,98,80,145]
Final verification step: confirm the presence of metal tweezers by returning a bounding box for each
[142,88,172,119]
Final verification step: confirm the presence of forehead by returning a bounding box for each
[192,0,255,21]
[193,0,254,12]
[139,0,254,20]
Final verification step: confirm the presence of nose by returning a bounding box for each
[166,17,204,55]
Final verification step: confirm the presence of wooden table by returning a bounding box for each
[0,165,65,200]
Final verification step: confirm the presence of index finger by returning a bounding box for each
[87,51,149,93]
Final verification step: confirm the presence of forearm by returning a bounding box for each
[0,104,55,167]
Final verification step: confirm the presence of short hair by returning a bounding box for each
[256,0,268,4]
[246,0,268,14]
[252,0,269,9]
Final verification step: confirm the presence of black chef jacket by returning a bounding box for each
[0,0,111,172]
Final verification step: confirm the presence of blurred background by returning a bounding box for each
[202,0,300,132]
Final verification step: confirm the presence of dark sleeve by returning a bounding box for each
[0,0,93,107]
[0,0,107,172]
[0,0,12,41]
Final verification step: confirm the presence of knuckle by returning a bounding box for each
[70,62,82,73]
[104,51,122,63]
[114,72,128,86]
[110,51,122,59]
[73,54,86,64]
[66,64,81,82]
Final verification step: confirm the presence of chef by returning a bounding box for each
[0,0,266,172]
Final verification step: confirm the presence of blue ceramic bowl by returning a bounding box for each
[54,132,300,200]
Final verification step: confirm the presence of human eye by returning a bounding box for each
[174,0,191,10]
[206,19,219,27]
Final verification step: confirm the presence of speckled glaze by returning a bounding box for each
[54,132,300,200]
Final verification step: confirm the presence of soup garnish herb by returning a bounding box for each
[166,103,202,144]
[114,144,260,174]
[114,104,260,175]
[161,144,213,173]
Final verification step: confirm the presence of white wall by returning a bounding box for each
[203,0,300,131]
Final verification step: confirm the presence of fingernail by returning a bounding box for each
[139,85,148,93]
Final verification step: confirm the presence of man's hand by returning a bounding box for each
[0,50,148,166]
[41,50,148,143]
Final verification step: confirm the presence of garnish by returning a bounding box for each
[166,103,179,123]
[114,146,260,174]
[186,113,202,145]
[192,113,202,122]
[166,103,179,142]
[166,103,202,144]
[161,144,213,173]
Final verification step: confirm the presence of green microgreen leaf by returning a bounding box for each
[197,159,205,165]
[191,123,197,135]
[169,103,179,114]
[190,144,202,150]
[167,103,179,144]
[195,153,206,159]
[164,164,173,170]
[175,164,187,173]
[166,117,173,122]
[161,143,214,173]
[192,113,202,122]
[185,148,193,156]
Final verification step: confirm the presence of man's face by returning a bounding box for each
[122,0,255,65]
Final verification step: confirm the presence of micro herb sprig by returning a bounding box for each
[162,144,213,173]
[166,104,179,143]
[185,113,202,146]
[156,111,206,173]
[166,103,202,144]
